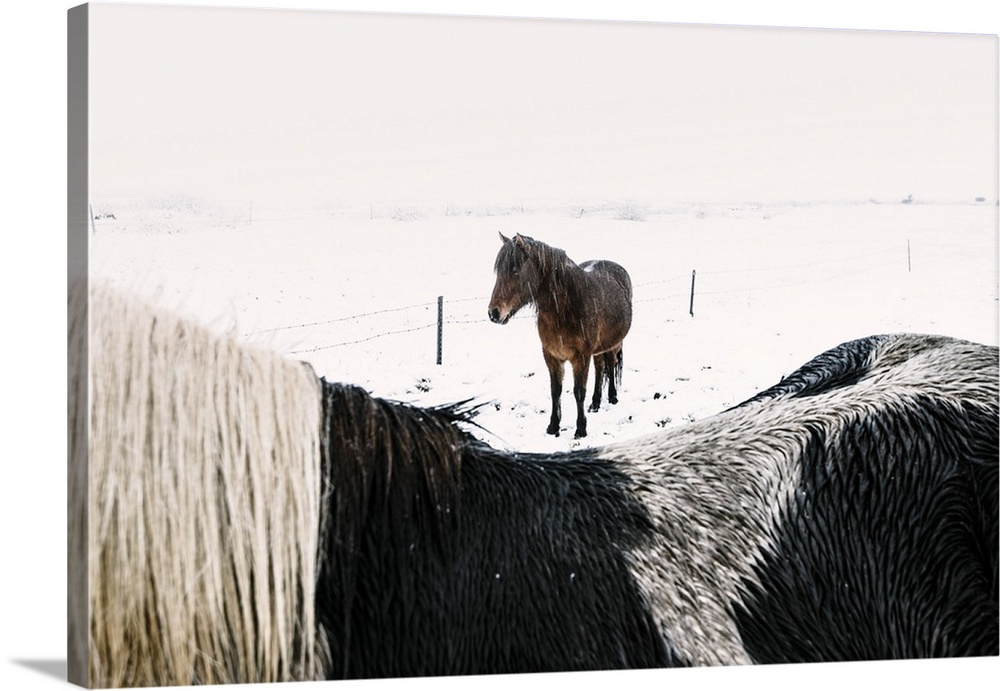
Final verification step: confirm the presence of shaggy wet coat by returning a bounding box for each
[76,284,327,686]
[74,284,999,686]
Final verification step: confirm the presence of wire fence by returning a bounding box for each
[247,239,937,361]
[282,296,494,356]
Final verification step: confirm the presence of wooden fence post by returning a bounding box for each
[436,296,444,365]
[689,270,697,317]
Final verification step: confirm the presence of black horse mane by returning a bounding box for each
[317,382,485,563]
[494,234,571,280]
[733,333,993,410]
[320,381,482,495]
[732,335,887,407]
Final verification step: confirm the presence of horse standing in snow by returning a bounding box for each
[488,233,633,438]
[71,283,998,687]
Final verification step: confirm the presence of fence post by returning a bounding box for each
[689,270,697,317]
[436,296,444,365]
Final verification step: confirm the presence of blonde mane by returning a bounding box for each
[75,282,328,686]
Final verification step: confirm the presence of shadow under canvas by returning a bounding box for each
[12,658,68,682]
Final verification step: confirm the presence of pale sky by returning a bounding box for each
[87,3,998,206]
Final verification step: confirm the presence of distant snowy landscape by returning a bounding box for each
[89,197,998,454]
[91,199,998,451]
[81,7,998,457]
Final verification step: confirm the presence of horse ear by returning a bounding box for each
[513,233,529,250]
[499,232,511,244]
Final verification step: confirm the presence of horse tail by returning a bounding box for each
[602,348,623,392]
[614,347,624,390]
[615,348,625,389]
[81,282,328,687]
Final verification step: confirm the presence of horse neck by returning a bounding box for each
[533,250,584,314]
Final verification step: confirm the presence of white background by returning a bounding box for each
[2,2,998,690]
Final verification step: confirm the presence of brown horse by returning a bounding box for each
[488,233,633,438]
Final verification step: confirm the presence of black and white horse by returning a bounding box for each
[70,283,999,687]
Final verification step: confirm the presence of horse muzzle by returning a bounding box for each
[488,306,510,325]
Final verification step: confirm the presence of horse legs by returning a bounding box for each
[543,351,564,436]
[590,349,622,412]
[571,354,591,439]
[607,347,622,405]
[589,353,605,413]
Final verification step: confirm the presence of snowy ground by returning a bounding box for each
[89,198,998,454]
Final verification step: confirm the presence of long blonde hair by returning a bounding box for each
[75,282,328,686]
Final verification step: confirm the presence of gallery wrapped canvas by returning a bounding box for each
[68,3,998,688]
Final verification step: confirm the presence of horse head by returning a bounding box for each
[488,232,541,324]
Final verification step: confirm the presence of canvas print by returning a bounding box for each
[68,3,999,688]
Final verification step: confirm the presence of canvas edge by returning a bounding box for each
[68,3,90,688]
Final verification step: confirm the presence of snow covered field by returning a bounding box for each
[89,198,998,454]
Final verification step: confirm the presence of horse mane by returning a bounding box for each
[68,281,89,683]
[80,282,327,686]
[319,382,480,544]
[732,335,886,405]
[314,383,483,673]
[734,333,997,407]
[495,234,573,281]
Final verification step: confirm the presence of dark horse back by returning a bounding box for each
[578,259,632,353]
[581,259,633,303]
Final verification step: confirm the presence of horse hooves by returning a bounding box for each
[588,404,600,413]
[574,429,587,439]
[547,426,560,437]
[608,397,618,405]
